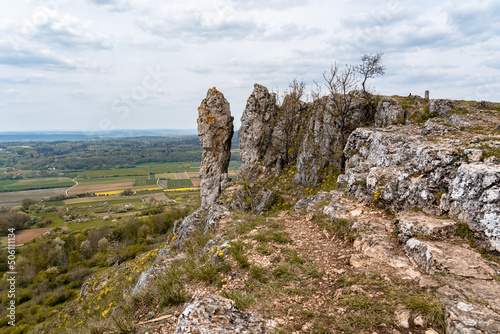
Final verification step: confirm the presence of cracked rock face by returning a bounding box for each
[174,205,229,244]
[440,163,500,252]
[437,286,500,334]
[404,238,496,279]
[197,88,234,207]
[338,127,500,252]
[395,212,456,243]
[239,84,279,181]
[375,97,405,127]
[338,127,463,214]
[174,293,266,334]
[429,99,454,116]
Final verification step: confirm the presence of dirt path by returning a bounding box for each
[65,179,78,197]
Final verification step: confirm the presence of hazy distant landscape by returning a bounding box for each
[0,130,198,142]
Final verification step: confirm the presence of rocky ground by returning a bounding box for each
[45,91,500,334]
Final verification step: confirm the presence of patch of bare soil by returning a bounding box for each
[15,226,68,245]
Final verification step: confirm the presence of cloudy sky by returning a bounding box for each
[1,0,499,132]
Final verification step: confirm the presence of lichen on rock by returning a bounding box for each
[174,292,266,334]
[197,87,234,207]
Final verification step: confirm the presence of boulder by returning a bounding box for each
[441,163,500,252]
[448,114,474,128]
[197,88,234,207]
[255,190,275,214]
[429,99,454,116]
[375,97,405,127]
[403,238,496,279]
[174,293,266,333]
[395,212,456,243]
[437,286,500,334]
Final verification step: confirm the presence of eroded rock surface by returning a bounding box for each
[404,238,496,279]
[429,99,454,116]
[174,205,229,244]
[437,286,500,334]
[375,97,405,127]
[441,163,500,252]
[198,88,234,207]
[395,212,456,243]
[174,293,266,334]
[239,84,279,181]
[338,126,500,252]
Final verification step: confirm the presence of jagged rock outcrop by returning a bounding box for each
[198,88,234,207]
[374,97,405,127]
[293,99,338,187]
[440,163,500,252]
[338,126,500,252]
[338,127,462,214]
[294,94,374,187]
[174,204,229,245]
[174,293,267,333]
[238,84,375,188]
[429,99,454,116]
[239,84,279,181]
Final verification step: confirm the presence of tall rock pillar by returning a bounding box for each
[197,88,234,207]
[238,84,279,181]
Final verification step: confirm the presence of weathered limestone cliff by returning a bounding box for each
[239,84,279,181]
[197,87,234,207]
[338,126,500,252]
[238,83,376,189]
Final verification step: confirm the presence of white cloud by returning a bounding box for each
[20,7,114,49]
[1,0,500,131]
[3,88,20,95]
[137,2,262,42]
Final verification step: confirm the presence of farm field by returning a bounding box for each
[0,161,238,208]
[14,226,69,245]
[65,198,143,208]
[0,188,67,206]
[77,168,149,178]
[0,177,74,192]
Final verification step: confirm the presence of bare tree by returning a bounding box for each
[322,63,359,156]
[276,78,306,164]
[356,52,386,95]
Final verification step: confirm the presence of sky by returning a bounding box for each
[0,0,499,132]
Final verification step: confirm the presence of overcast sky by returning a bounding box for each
[1,0,499,132]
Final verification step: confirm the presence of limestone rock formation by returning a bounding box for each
[441,163,500,252]
[374,97,405,127]
[255,190,275,214]
[174,204,229,245]
[294,94,374,187]
[294,100,338,187]
[338,127,462,213]
[429,99,454,116]
[239,84,279,181]
[437,286,500,334]
[198,88,234,207]
[395,212,456,243]
[174,293,266,333]
[338,126,500,252]
[404,238,496,278]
